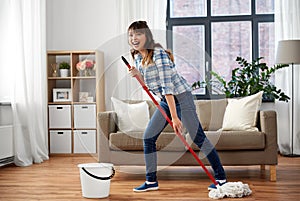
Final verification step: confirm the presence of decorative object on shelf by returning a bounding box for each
[51,63,58,77]
[87,97,94,103]
[192,56,290,102]
[53,88,72,102]
[76,59,95,76]
[59,62,70,77]
[79,92,89,102]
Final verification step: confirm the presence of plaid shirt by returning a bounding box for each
[134,48,191,98]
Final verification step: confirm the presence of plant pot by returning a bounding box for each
[60,69,69,77]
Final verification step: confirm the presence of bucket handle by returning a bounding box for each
[82,167,115,180]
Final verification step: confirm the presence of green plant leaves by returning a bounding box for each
[59,61,70,69]
[193,56,290,102]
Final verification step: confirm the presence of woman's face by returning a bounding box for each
[128,29,147,52]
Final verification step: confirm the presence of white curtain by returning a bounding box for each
[7,0,48,166]
[275,0,300,155]
[117,0,167,35]
[102,0,167,109]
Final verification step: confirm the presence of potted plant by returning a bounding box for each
[192,56,290,102]
[59,61,70,77]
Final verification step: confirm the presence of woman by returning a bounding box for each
[127,21,227,192]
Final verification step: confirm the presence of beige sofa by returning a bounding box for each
[97,99,278,181]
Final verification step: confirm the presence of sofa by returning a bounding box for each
[97,98,278,181]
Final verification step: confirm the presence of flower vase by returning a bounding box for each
[79,70,85,76]
[85,69,93,76]
[85,69,89,76]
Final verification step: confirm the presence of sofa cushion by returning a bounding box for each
[220,92,263,131]
[194,99,227,131]
[111,97,150,132]
[109,131,186,151]
[123,100,174,132]
[185,131,265,151]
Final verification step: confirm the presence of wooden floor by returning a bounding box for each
[0,154,299,201]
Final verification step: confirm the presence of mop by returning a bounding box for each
[121,56,252,199]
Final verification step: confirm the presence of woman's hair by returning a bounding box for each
[128,21,174,65]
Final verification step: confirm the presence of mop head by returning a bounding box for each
[208,181,252,199]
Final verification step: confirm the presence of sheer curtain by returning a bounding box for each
[103,0,167,106]
[275,0,300,155]
[8,0,48,166]
[117,0,167,34]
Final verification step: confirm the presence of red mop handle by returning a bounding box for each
[121,56,217,185]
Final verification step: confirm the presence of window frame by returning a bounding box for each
[166,0,274,99]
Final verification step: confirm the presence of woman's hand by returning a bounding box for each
[172,117,183,134]
[129,66,140,77]
[164,94,183,134]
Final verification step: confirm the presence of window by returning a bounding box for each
[167,0,274,98]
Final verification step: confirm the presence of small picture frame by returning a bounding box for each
[53,88,72,102]
[79,92,89,102]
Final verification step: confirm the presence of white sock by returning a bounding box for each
[216,179,227,183]
[146,181,156,184]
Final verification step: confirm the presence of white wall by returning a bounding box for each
[46,0,126,110]
[46,0,118,50]
[46,0,167,110]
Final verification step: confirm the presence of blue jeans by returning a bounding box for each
[143,91,226,182]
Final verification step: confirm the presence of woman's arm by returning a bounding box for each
[129,66,144,82]
[165,94,182,134]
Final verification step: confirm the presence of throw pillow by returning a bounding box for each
[220,91,263,131]
[111,97,150,132]
[194,99,228,131]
